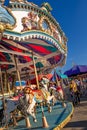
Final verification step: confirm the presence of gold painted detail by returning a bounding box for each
[51,24,67,51]
[10,0,26,2]
[39,16,52,35]
[0,22,15,32]
[51,24,62,43]
[61,36,67,51]
[61,43,67,51]
[0,5,16,32]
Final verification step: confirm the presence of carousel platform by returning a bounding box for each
[3,101,74,130]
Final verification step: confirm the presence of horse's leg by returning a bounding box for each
[27,100,37,122]
[46,95,54,104]
[46,95,55,112]
[58,91,66,108]
[51,95,57,106]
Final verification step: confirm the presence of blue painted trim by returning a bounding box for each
[4,0,10,6]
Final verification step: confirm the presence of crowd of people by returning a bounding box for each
[69,77,87,106]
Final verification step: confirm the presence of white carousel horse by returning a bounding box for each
[40,77,66,105]
[40,77,64,101]
[50,87,63,100]
[49,86,66,107]
[23,87,55,118]
[39,77,56,104]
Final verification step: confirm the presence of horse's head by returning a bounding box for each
[40,77,49,85]
[40,77,50,91]
[23,87,34,96]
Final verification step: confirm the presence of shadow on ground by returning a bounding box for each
[64,120,87,128]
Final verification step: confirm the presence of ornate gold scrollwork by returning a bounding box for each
[0,5,16,32]
[0,22,16,33]
[39,16,52,35]
[61,43,67,52]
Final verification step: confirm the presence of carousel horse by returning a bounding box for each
[23,77,66,123]
[49,86,64,100]
[40,77,65,102]
[20,77,56,122]
[49,85,66,107]
[37,77,65,105]
[23,86,55,119]
[27,76,55,105]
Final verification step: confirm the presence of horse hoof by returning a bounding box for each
[52,103,54,106]
[33,119,37,123]
[62,103,66,108]
[48,107,52,113]
[49,109,52,113]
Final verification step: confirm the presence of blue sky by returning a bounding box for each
[4,0,87,73]
[28,0,87,73]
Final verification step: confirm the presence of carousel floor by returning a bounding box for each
[0,101,74,130]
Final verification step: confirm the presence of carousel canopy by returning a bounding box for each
[64,65,87,77]
[0,0,67,79]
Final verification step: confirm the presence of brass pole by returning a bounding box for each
[27,72,31,86]
[54,57,60,86]
[0,68,6,110]
[54,68,59,86]
[32,51,39,89]
[14,55,21,86]
[5,70,11,97]
[4,71,7,92]
[8,82,11,97]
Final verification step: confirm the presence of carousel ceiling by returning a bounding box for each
[0,36,65,74]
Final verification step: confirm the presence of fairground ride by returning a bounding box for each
[0,0,67,90]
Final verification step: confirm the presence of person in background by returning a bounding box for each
[70,80,80,106]
[75,79,81,97]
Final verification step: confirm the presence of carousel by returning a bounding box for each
[0,0,74,130]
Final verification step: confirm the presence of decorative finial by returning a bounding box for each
[41,2,52,13]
